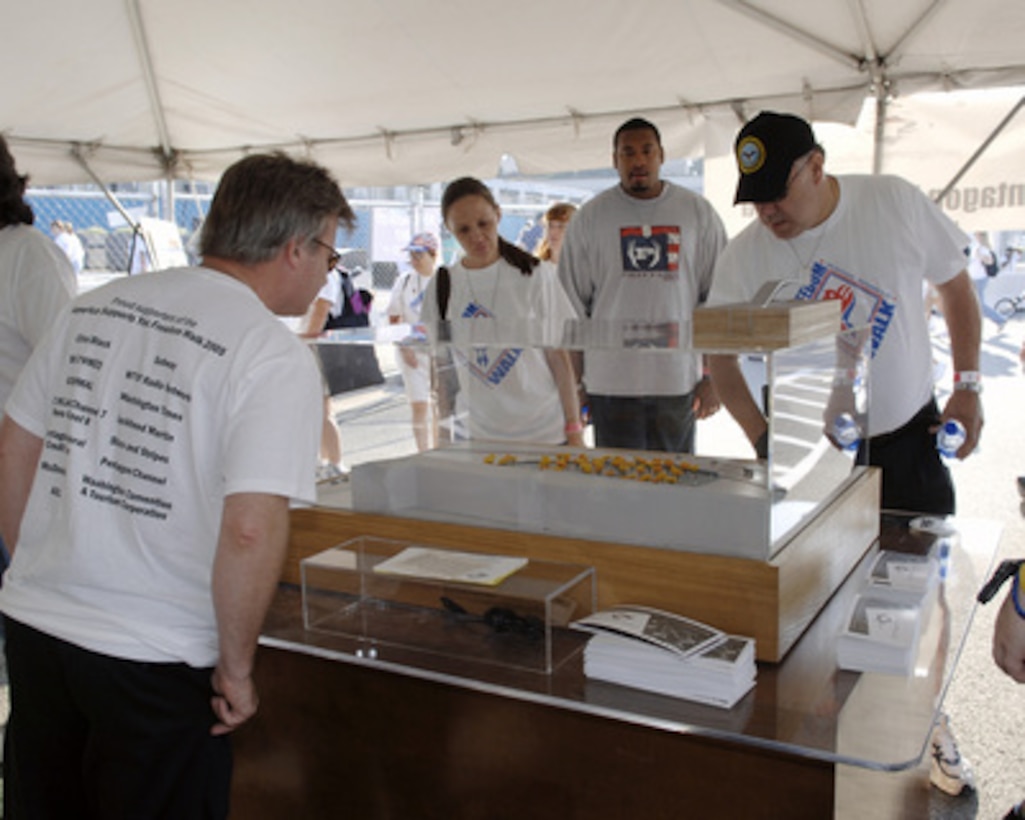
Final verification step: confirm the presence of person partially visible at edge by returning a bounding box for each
[707,110,982,517]
[0,152,354,818]
[557,117,727,454]
[534,202,577,264]
[298,266,352,483]
[50,219,84,275]
[387,231,440,451]
[534,203,583,415]
[992,561,1025,819]
[0,137,77,576]
[419,176,584,447]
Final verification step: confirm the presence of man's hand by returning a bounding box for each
[937,389,983,459]
[692,377,721,420]
[993,591,1025,684]
[210,665,259,735]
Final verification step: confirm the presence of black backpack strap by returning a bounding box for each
[436,266,451,321]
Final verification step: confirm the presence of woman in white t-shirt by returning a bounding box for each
[387,232,438,450]
[420,177,583,446]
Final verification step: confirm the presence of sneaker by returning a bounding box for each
[929,713,975,796]
[1018,475,1025,500]
[316,461,351,484]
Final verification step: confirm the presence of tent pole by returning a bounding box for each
[125,0,175,170]
[872,91,888,175]
[935,95,1025,203]
[70,145,140,232]
[165,175,175,225]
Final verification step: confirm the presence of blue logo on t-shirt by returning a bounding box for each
[458,301,522,387]
[619,225,680,280]
[795,261,896,356]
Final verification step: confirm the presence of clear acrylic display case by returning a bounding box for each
[317,310,873,561]
[300,535,596,673]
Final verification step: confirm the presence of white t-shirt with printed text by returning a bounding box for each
[0,267,322,667]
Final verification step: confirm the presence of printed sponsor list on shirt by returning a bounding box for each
[42,295,228,523]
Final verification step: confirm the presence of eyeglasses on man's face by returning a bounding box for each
[311,237,341,271]
[772,153,815,204]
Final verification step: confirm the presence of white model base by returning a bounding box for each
[351,443,824,560]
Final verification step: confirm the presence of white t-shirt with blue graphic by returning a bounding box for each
[709,174,969,436]
[421,258,576,443]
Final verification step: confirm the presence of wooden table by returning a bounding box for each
[230,514,999,820]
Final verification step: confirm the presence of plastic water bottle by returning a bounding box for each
[937,539,951,582]
[831,412,861,451]
[936,419,966,458]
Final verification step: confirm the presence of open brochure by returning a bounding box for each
[572,605,724,659]
[572,606,756,709]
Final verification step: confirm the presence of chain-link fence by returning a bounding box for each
[24,177,616,282]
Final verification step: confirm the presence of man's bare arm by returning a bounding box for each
[936,270,983,458]
[209,492,290,735]
[0,416,44,553]
[708,354,767,454]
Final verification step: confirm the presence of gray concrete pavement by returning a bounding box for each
[929,273,1025,820]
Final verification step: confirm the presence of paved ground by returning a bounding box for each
[925,272,1025,820]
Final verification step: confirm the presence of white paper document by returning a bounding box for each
[837,592,930,675]
[372,546,527,586]
[573,605,724,659]
[867,550,940,594]
[573,605,757,708]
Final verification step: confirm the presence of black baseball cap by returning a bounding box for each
[733,111,817,204]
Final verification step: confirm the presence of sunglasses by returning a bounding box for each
[772,154,815,203]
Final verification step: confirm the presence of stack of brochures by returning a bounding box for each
[572,605,756,709]
[836,548,941,676]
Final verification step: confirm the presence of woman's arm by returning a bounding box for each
[544,348,585,447]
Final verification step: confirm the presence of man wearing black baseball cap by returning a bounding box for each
[710,109,982,511]
[733,111,819,206]
[706,110,983,796]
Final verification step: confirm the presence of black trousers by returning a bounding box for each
[589,392,698,454]
[3,618,232,820]
[856,397,956,516]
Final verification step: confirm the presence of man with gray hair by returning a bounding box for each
[0,152,354,818]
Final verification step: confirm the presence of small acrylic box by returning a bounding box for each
[300,536,596,673]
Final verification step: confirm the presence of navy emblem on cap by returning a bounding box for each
[737,136,766,175]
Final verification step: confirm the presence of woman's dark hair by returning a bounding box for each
[441,176,539,275]
[0,137,36,228]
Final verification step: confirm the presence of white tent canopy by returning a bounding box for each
[4,0,1025,192]
[706,86,1025,234]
